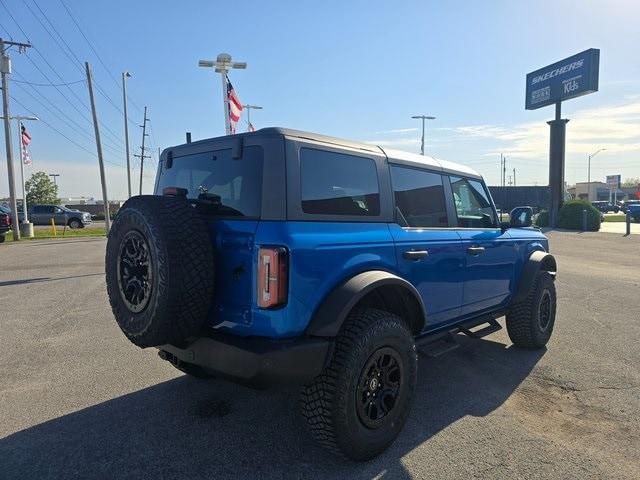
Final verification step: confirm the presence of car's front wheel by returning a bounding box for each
[301,308,417,461]
[506,271,556,348]
[68,218,82,229]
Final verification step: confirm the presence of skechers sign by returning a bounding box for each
[525,49,600,110]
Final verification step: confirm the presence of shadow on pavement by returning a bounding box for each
[0,273,103,287]
[0,336,544,480]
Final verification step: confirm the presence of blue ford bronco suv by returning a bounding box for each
[105,128,557,460]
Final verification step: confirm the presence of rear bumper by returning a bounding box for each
[159,332,332,388]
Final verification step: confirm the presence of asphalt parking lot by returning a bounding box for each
[0,232,638,479]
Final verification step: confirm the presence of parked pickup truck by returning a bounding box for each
[105,128,557,460]
[27,204,92,228]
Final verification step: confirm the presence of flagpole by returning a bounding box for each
[221,73,230,135]
[14,116,38,230]
[17,119,28,223]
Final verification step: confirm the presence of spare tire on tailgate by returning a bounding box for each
[105,195,215,348]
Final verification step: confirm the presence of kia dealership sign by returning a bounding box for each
[526,49,600,110]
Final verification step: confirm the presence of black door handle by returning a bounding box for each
[467,246,485,255]
[403,250,429,260]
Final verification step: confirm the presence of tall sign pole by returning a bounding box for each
[525,48,600,227]
[85,62,111,233]
[547,103,569,228]
[198,53,247,135]
[1,38,31,241]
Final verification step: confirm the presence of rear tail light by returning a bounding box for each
[257,247,288,308]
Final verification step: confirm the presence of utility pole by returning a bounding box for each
[1,37,31,241]
[513,168,517,187]
[503,156,507,188]
[242,104,262,131]
[411,115,436,156]
[134,106,150,195]
[85,62,111,233]
[122,71,132,198]
[198,53,247,135]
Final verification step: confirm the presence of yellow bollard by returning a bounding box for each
[50,218,57,237]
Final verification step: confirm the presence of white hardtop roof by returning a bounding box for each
[381,147,482,179]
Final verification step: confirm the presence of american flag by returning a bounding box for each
[21,123,32,165]
[226,75,243,134]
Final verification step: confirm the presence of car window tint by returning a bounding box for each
[390,166,448,227]
[449,176,497,228]
[300,148,380,216]
[158,146,263,218]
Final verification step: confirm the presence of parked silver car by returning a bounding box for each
[27,205,92,228]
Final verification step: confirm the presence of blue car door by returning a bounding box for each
[388,164,465,329]
[448,175,517,316]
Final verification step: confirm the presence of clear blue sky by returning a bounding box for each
[1,0,639,199]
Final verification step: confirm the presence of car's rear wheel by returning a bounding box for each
[105,195,215,348]
[506,271,556,349]
[301,308,417,460]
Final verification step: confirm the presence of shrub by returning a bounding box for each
[535,210,549,227]
[557,200,601,231]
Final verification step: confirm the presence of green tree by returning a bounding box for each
[622,177,640,187]
[25,171,59,206]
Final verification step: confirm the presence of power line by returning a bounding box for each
[30,0,138,124]
[2,0,126,149]
[10,93,97,158]
[11,73,126,157]
[58,0,143,119]
[12,78,84,87]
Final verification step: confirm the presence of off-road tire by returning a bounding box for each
[105,195,215,348]
[506,271,556,348]
[301,308,417,461]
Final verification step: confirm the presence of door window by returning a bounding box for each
[390,165,448,227]
[300,148,380,216]
[449,176,497,228]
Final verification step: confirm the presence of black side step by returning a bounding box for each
[418,332,459,358]
[459,318,502,339]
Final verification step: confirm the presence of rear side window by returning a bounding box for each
[449,176,497,228]
[300,148,380,216]
[390,165,448,227]
[158,146,263,218]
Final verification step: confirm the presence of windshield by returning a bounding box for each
[157,146,263,218]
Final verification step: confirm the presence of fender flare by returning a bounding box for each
[513,250,557,304]
[305,270,427,337]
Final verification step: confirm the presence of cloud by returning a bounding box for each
[373,127,419,134]
[453,99,640,159]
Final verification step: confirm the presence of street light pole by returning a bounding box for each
[587,148,606,201]
[198,53,247,135]
[411,115,436,155]
[122,71,132,198]
[49,173,60,186]
[242,104,262,130]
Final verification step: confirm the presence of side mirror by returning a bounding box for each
[509,206,533,228]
